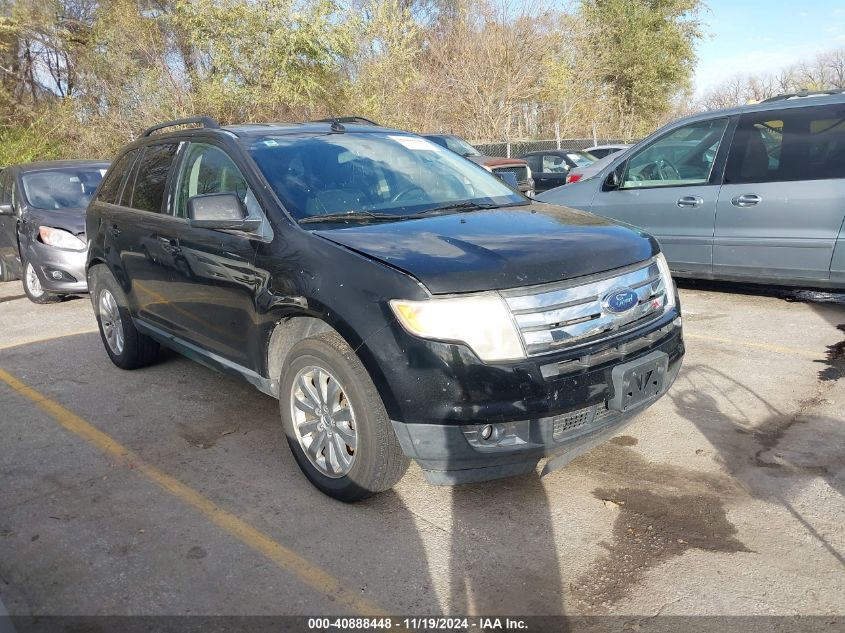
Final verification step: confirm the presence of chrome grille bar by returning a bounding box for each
[502,259,668,356]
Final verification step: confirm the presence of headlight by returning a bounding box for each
[39,226,85,251]
[655,252,677,310]
[390,294,525,362]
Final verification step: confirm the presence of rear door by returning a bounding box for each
[714,103,845,282]
[110,142,183,329]
[590,117,732,275]
[531,154,570,192]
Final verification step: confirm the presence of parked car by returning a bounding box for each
[585,144,631,159]
[564,149,632,186]
[87,116,684,501]
[519,150,598,192]
[422,133,535,196]
[0,160,109,301]
[538,90,845,289]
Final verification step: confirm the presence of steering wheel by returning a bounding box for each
[656,159,681,181]
[391,186,428,203]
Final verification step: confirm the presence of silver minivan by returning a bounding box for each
[538,91,845,289]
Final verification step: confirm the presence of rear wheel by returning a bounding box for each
[279,332,409,502]
[89,265,160,369]
[22,259,60,304]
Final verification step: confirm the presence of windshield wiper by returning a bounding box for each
[411,200,530,217]
[299,211,407,224]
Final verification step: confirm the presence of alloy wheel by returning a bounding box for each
[25,262,43,297]
[290,365,358,478]
[99,289,125,355]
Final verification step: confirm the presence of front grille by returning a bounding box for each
[492,165,529,184]
[502,259,668,356]
[552,402,619,441]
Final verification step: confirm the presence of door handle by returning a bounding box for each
[731,194,762,207]
[677,196,703,208]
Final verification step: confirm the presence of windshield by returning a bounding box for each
[21,167,106,210]
[440,136,482,157]
[248,133,523,222]
[566,152,598,167]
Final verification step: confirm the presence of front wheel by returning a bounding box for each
[279,332,409,502]
[22,259,60,304]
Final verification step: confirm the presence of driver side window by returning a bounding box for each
[174,143,261,220]
[621,118,729,189]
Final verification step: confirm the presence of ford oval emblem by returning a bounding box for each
[603,287,639,314]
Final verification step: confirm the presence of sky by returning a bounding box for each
[693,0,845,96]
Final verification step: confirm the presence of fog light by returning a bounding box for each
[51,270,63,280]
[480,424,493,440]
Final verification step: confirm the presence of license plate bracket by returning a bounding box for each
[608,350,669,412]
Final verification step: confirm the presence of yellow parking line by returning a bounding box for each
[0,367,387,616]
[684,333,818,359]
[0,330,99,352]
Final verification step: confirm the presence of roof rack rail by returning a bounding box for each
[141,116,220,137]
[311,116,380,126]
[760,88,845,103]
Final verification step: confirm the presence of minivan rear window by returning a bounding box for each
[725,104,845,184]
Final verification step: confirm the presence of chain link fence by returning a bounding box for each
[473,138,634,157]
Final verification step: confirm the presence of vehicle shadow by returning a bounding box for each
[669,362,845,566]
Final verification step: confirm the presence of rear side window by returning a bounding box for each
[97,151,136,204]
[129,143,178,213]
[0,171,10,204]
[725,104,845,184]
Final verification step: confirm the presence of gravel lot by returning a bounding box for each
[0,278,843,623]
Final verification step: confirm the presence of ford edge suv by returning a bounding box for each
[86,116,684,501]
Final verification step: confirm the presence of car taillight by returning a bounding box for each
[566,173,582,184]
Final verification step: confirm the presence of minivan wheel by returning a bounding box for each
[22,259,60,304]
[89,266,160,369]
[279,332,409,502]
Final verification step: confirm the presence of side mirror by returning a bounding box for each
[187,193,261,232]
[0,203,13,216]
[604,169,621,190]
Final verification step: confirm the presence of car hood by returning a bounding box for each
[24,207,87,235]
[313,203,658,294]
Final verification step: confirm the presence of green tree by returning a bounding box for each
[578,0,703,138]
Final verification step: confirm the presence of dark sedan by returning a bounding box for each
[0,160,109,303]
[519,150,597,192]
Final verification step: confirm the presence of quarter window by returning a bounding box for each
[129,144,178,213]
[725,104,845,184]
[621,118,729,189]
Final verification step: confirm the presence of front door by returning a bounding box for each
[166,142,268,367]
[590,117,731,275]
[0,170,21,276]
[714,103,845,282]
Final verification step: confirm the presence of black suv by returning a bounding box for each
[86,117,684,501]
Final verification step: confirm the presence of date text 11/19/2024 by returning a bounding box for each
[308,617,529,630]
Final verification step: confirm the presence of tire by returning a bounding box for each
[89,265,160,369]
[21,258,61,304]
[279,332,409,502]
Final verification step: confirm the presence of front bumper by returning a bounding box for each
[375,312,684,484]
[26,241,88,294]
